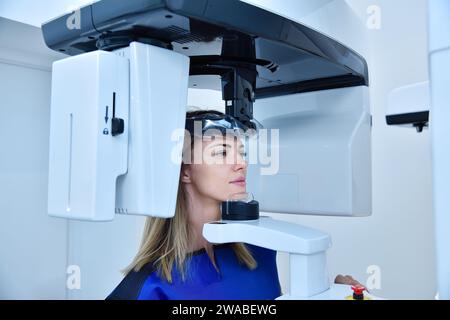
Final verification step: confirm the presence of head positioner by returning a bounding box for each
[185,111,259,138]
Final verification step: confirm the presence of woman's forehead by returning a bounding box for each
[199,135,244,148]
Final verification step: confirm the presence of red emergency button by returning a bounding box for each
[351,285,367,300]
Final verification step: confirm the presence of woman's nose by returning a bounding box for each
[234,156,248,171]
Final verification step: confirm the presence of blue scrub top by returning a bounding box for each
[107,243,282,300]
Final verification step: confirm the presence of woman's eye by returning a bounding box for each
[212,150,227,157]
[240,152,247,157]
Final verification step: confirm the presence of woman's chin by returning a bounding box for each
[229,185,247,194]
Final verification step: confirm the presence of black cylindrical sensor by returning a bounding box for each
[221,194,259,221]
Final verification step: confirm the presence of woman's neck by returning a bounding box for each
[185,188,221,253]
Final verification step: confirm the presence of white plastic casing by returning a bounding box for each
[203,216,331,297]
[47,42,189,221]
[48,50,129,221]
[247,86,372,216]
[387,81,430,118]
[428,0,450,300]
[114,42,189,218]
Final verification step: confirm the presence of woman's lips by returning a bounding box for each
[230,178,246,187]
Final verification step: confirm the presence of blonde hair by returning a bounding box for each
[123,110,257,283]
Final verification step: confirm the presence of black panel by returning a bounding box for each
[386,111,429,126]
[41,0,369,97]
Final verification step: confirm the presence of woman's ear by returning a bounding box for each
[180,165,192,184]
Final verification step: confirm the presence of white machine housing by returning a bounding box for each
[204,216,331,298]
[48,50,129,221]
[386,81,430,132]
[387,81,430,122]
[48,42,189,221]
[247,86,372,217]
[428,0,450,300]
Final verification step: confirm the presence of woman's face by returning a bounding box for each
[182,135,248,202]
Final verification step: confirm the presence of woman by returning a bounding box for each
[107,110,361,300]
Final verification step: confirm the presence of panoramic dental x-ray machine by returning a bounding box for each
[43,0,373,300]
